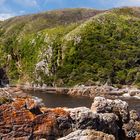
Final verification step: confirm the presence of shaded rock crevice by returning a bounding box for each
[0,67,9,87]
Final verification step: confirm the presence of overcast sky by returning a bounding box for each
[0,0,140,20]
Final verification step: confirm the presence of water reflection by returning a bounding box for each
[29,90,93,108]
[28,90,140,114]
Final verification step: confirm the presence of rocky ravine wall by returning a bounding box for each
[0,92,139,140]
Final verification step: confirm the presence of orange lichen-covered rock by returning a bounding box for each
[11,98,26,110]
[0,98,72,140]
[0,103,35,139]
[136,135,140,140]
[32,108,72,139]
[0,95,139,140]
[33,113,57,139]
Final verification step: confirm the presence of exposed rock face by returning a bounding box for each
[91,97,129,122]
[130,110,139,121]
[122,110,140,140]
[32,108,72,139]
[67,85,140,99]
[67,85,130,97]
[65,107,119,137]
[0,98,35,140]
[67,85,108,98]
[129,90,140,97]
[136,134,140,140]
[58,129,115,140]
[0,68,9,87]
[0,88,13,105]
[0,97,72,140]
[91,97,140,140]
[0,94,139,140]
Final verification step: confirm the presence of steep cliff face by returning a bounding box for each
[0,7,140,87]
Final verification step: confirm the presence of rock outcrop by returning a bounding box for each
[0,97,72,140]
[0,94,139,140]
[65,107,119,138]
[91,97,140,140]
[91,97,129,122]
[67,85,140,99]
[67,85,108,98]
[122,109,140,140]
[58,129,115,140]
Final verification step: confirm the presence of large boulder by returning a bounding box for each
[123,120,140,139]
[58,129,115,140]
[32,108,72,139]
[91,97,129,122]
[65,107,119,137]
[0,97,72,140]
[67,86,108,98]
[91,97,140,139]
[136,134,140,140]
[65,107,99,130]
[0,99,35,140]
[122,110,140,140]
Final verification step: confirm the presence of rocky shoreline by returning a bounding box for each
[20,84,140,100]
[0,88,139,140]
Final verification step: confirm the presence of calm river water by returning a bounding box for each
[28,90,140,114]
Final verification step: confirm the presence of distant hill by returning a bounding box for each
[0,7,140,87]
[0,8,103,36]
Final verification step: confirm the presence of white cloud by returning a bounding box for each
[128,0,140,3]
[19,10,25,14]
[0,13,15,21]
[129,0,140,1]
[116,0,140,7]
[14,0,38,7]
[44,0,64,6]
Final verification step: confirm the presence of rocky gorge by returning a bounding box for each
[0,88,139,140]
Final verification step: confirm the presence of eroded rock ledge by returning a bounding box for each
[0,92,139,140]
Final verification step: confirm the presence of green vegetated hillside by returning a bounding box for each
[0,8,102,85]
[0,7,140,87]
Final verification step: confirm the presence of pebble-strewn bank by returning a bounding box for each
[0,89,139,140]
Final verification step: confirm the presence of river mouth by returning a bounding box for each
[28,90,140,114]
